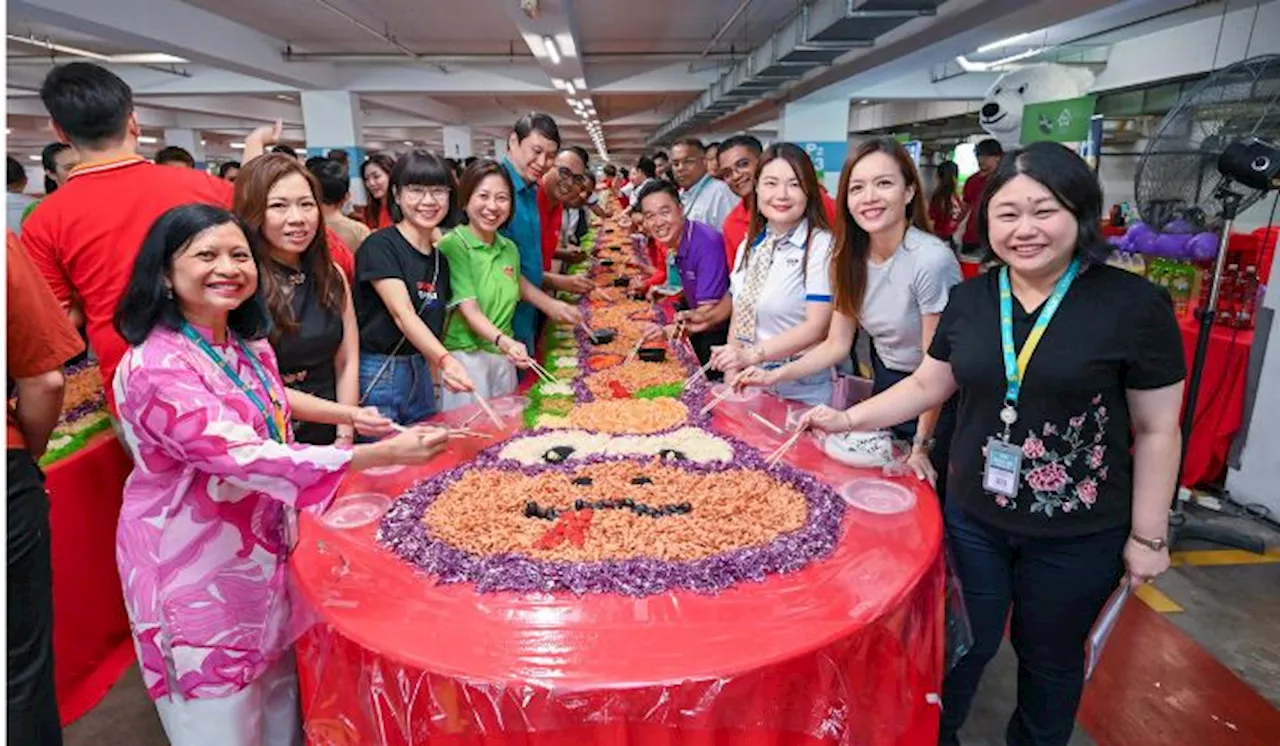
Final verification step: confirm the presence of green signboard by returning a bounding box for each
[1020,95,1097,144]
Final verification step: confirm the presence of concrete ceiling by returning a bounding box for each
[6,0,1252,165]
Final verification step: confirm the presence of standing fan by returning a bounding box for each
[1132,54,1280,551]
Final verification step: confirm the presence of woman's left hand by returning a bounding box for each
[439,355,475,393]
[905,446,938,486]
[1123,539,1171,586]
[349,406,395,438]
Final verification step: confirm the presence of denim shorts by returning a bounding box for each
[359,352,436,426]
[761,361,833,407]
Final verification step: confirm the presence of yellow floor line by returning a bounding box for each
[1134,583,1184,613]
[1171,548,1280,567]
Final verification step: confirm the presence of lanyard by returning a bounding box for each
[181,323,287,443]
[997,258,1080,436]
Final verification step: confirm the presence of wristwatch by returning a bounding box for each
[1129,533,1169,551]
[912,436,936,453]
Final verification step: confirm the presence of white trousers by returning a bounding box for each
[153,653,301,746]
[441,350,518,411]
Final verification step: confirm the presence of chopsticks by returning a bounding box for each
[698,384,737,416]
[527,358,558,385]
[684,359,714,387]
[472,392,505,428]
[765,428,807,468]
[388,422,492,439]
[623,336,647,365]
[749,411,785,436]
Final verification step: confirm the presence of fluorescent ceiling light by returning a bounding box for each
[28,154,41,161]
[573,78,586,89]
[551,78,567,90]
[977,30,1041,53]
[138,135,158,144]
[200,139,207,145]
[8,34,111,61]
[543,36,561,65]
[955,47,1047,72]
[110,53,189,64]
[404,140,414,146]
[565,82,577,96]
[230,142,246,150]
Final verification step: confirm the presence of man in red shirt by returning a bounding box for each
[956,138,1004,257]
[8,230,85,746]
[21,63,278,410]
[718,135,837,270]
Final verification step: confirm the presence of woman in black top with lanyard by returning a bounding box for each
[799,143,1186,745]
[355,150,474,426]
[235,154,361,445]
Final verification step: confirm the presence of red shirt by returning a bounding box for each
[961,171,991,245]
[323,227,356,282]
[537,181,561,271]
[22,156,234,410]
[721,189,838,270]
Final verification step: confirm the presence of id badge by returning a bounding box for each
[983,438,1023,498]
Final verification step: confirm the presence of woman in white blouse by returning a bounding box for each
[738,138,962,489]
[703,143,835,406]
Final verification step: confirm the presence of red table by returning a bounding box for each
[42,431,135,725]
[291,395,946,746]
[1179,316,1252,486]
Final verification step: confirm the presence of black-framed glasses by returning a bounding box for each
[558,166,587,184]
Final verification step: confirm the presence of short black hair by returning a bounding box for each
[706,141,721,151]
[618,167,629,179]
[155,146,195,167]
[977,141,1108,265]
[40,63,134,149]
[653,151,668,161]
[114,204,271,346]
[7,156,27,189]
[635,156,657,179]
[512,112,561,147]
[271,144,298,158]
[635,179,680,210]
[326,148,349,164]
[975,139,1004,158]
[388,149,455,223]
[41,142,74,193]
[718,134,763,157]
[603,164,617,177]
[672,137,706,153]
[307,157,351,206]
[217,160,241,178]
[563,146,590,170]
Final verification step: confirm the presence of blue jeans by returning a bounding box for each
[940,503,1127,746]
[762,361,833,407]
[359,352,436,427]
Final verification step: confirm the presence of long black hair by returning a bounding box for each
[114,204,271,346]
[41,142,73,194]
[976,141,1109,265]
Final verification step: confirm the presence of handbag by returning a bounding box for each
[829,370,873,409]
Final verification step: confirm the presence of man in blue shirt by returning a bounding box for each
[500,112,587,350]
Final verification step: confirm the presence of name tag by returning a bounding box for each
[983,438,1023,498]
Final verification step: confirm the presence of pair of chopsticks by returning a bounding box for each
[698,384,737,416]
[623,336,646,365]
[684,359,714,387]
[765,427,807,468]
[527,358,558,385]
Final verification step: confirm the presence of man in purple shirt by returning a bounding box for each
[637,180,730,372]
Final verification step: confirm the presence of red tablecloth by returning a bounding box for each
[42,432,135,724]
[1179,316,1252,486]
[291,395,946,745]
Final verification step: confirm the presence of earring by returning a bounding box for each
[164,286,173,299]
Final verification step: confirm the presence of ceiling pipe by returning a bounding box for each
[307,0,419,60]
[697,0,755,60]
[282,50,742,64]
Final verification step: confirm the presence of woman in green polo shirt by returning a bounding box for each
[438,159,578,409]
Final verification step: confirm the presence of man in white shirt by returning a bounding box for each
[669,138,739,231]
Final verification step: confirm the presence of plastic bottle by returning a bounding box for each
[665,247,682,293]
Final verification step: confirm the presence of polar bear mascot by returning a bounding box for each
[979,63,1095,146]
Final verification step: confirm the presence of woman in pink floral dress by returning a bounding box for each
[799,143,1186,746]
[110,204,447,746]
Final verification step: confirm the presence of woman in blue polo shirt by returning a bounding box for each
[707,143,835,406]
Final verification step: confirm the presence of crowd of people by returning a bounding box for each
[7,59,1187,746]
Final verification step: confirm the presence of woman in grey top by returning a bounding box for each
[739,138,961,493]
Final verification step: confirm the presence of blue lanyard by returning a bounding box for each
[180,323,287,443]
[998,259,1080,417]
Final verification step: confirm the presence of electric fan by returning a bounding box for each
[1132,54,1280,551]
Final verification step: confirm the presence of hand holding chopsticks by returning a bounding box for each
[765,427,808,468]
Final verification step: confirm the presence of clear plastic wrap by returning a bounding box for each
[291,396,950,745]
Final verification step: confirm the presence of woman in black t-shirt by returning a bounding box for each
[354,150,475,427]
[800,143,1186,746]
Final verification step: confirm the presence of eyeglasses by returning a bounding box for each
[557,166,587,184]
[401,185,451,202]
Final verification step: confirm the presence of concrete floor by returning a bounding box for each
[63,517,1280,746]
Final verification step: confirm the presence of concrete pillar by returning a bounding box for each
[301,90,366,204]
[780,98,850,194]
[163,128,205,170]
[442,126,472,160]
[492,137,508,159]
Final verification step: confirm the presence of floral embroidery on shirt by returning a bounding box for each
[995,394,1110,516]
